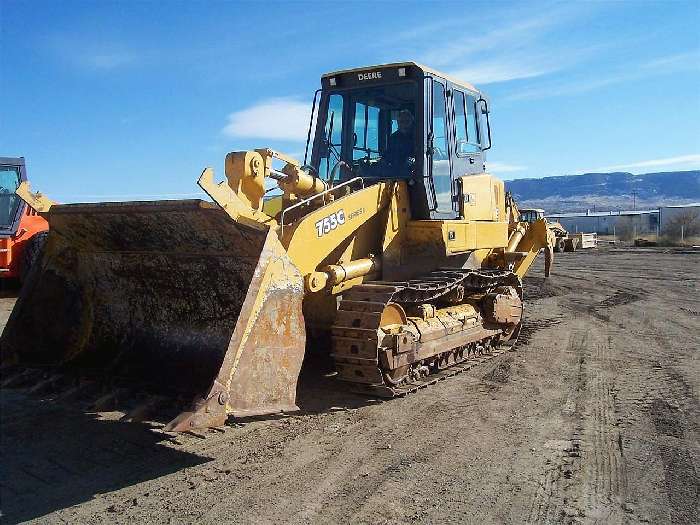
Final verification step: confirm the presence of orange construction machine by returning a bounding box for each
[0,157,49,282]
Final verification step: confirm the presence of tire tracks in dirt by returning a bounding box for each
[525,327,628,524]
[524,280,638,524]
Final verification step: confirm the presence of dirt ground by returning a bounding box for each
[1,248,698,524]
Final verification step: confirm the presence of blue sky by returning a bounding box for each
[2,0,699,201]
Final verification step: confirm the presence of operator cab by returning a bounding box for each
[305,62,492,219]
[519,209,545,223]
[0,157,27,237]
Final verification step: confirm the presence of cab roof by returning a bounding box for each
[322,61,481,94]
[0,157,25,166]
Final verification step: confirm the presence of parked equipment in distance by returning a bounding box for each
[0,158,49,282]
[520,208,597,252]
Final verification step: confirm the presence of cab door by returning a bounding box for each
[426,78,457,219]
[450,88,483,177]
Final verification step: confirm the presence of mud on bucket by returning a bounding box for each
[0,200,306,430]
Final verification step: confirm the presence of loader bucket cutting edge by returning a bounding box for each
[0,200,306,430]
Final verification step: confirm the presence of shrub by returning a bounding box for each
[614,216,637,241]
[663,210,700,241]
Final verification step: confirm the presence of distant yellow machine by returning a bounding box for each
[520,208,596,252]
[1,63,553,431]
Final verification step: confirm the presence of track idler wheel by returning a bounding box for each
[482,286,523,327]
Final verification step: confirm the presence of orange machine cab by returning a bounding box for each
[0,157,49,281]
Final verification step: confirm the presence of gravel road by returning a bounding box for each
[1,248,698,524]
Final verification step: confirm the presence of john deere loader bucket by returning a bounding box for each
[0,200,306,431]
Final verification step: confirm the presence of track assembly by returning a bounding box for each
[331,268,523,396]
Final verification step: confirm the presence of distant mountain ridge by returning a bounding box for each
[505,170,700,213]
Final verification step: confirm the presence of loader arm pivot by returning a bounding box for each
[511,218,554,278]
[198,167,276,231]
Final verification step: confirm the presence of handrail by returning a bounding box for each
[280,176,364,235]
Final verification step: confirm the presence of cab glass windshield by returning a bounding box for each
[313,82,417,182]
[520,210,543,223]
[0,165,22,229]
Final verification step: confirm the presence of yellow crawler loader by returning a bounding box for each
[519,208,595,252]
[1,63,553,431]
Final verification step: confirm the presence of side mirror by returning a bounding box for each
[477,98,492,151]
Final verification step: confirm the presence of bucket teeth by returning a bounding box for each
[163,392,227,432]
[0,368,23,388]
[1,368,43,388]
[90,388,130,412]
[55,380,99,402]
[120,396,167,423]
[27,374,66,395]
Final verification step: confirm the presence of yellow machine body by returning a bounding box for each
[1,63,553,431]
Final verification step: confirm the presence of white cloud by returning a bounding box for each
[576,154,700,174]
[48,34,140,71]
[511,50,700,100]
[222,98,311,142]
[397,5,697,90]
[449,60,557,85]
[397,6,594,85]
[642,50,700,72]
[418,14,559,69]
[486,161,527,173]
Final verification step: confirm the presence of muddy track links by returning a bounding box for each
[331,268,522,397]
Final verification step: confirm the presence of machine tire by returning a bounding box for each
[554,238,565,253]
[20,231,48,284]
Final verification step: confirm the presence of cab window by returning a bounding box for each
[0,165,21,229]
[459,93,479,154]
[317,94,343,179]
[520,210,542,223]
[313,82,417,182]
[454,90,467,146]
[352,102,380,160]
[431,81,452,212]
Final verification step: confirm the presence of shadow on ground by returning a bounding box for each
[294,349,382,413]
[0,279,20,299]
[522,275,573,301]
[0,392,210,524]
[0,352,378,523]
